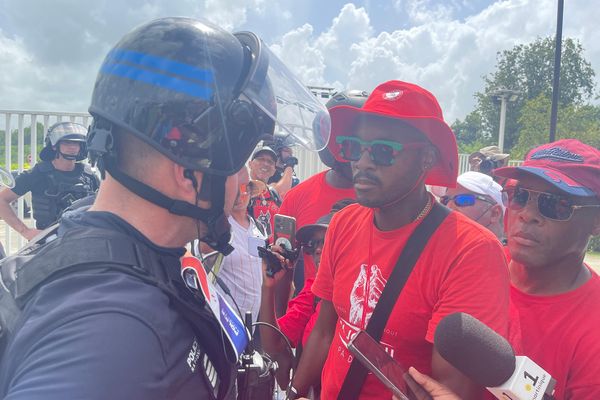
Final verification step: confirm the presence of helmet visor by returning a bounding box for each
[242,44,331,152]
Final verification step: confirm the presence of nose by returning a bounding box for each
[516,194,543,224]
[353,145,375,171]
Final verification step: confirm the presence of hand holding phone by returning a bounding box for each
[347,331,432,400]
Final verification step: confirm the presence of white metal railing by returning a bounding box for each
[0,109,523,255]
[0,110,91,254]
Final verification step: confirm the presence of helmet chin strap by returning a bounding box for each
[104,157,234,255]
[58,151,78,161]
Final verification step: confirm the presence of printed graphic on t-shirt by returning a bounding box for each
[338,263,396,361]
[257,210,272,237]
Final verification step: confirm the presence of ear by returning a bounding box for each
[591,210,600,236]
[489,204,503,224]
[173,164,202,195]
[421,145,438,171]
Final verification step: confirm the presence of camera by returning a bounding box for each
[479,157,499,175]
[283,156,298,169]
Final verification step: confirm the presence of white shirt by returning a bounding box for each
[215,215,266,322]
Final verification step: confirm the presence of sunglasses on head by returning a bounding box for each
[336,136,427,166]
[440,193,496,207]
[506,186,600,221]
[302,238,325,255]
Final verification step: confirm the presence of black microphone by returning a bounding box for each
[434,312,556,400]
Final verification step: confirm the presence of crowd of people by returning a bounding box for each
[0,15,598,400]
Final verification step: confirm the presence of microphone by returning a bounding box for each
[434,312,556,400]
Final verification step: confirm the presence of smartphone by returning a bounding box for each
[348,331,431,400]
[273,214,296,252]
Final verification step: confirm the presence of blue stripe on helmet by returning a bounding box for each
[106,49,214,84]
[101,62,213,100]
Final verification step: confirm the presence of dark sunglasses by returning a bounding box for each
[506,186,600,221]
[302,238,325,255]
[440,193,495,207]
[336,135,427,166]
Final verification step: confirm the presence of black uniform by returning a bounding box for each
[11,161,99,229]
[0,210,234,399]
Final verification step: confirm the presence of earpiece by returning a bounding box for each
[184,169,198,189]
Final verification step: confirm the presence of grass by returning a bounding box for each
[586,251,600,274]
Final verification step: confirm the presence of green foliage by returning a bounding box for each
[589,236,600,253]
[514,94,600,158]
[454,36,597,152]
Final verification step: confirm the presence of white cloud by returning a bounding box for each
[0,0,599,125]
[271,0,600,122]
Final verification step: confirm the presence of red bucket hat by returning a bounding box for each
[328,80,458,187]
[494,139,600,198]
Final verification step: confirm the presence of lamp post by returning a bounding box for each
[490,88,520,152]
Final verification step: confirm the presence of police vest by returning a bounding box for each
[31,162,98,229]
[0,224,235,399]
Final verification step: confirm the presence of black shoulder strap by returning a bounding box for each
[338,202,451,400]
[3,226,234,399]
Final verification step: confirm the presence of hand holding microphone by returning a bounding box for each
[434,312,556,400]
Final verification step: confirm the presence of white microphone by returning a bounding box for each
[434,312,556,400]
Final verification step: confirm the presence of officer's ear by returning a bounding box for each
[490,204,503,224]
[173,164,202,195]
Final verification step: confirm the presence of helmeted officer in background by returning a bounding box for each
[0,122,99,239]
[0,17,329,400]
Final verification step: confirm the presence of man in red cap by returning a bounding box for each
[494,139,600,399]
[288,81,510,400]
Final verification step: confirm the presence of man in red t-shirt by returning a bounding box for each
[493,139,600,400]
[259,199,355,391]
[274,91,365,315]
[288,81,510,400]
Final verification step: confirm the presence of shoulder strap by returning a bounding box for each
[337,202,451,400]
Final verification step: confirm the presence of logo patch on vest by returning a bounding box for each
[530,147,584,163]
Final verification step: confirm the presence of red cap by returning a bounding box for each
[494,139,600,198]
[328,80,458,187]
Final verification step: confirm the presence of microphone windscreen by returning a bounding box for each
[434,312,515,387]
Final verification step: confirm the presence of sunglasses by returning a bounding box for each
[336,136,427,166]
[506,186,600,221]
[302,238,325,255]
[440,193,496,207]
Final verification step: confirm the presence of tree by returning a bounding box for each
[514,94,600,158]
[454,36,596,152]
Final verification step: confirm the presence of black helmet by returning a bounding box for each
[319,90,369,168]
[86,17,329,254]
[40,122,88,162]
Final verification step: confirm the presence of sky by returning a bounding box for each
[0,0,599,123]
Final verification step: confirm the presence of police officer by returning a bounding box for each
[0,122,99,240]
[0,17,329,400]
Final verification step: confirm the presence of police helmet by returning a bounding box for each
[40,122,88,162]
[319,90,369,168]
[88,17,329,176]
[86,17,329,253]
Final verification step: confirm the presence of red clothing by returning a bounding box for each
[277,278,320,348]
[278,170,355,279]
[249,188,280,241]
[510,268,600,400]
[312,202,510,400]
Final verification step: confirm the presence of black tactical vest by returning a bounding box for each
[31,162,99,229]
[0,224,235,399]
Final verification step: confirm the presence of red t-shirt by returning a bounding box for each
[312,201,510,400]
[278,278,320,348]
[510,269,600,400]
[278,170,355,280]
[249,188,280,241]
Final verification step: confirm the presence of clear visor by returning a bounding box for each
[242,43,331,152]
[48,122,88,144]
[0,167,15,189]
